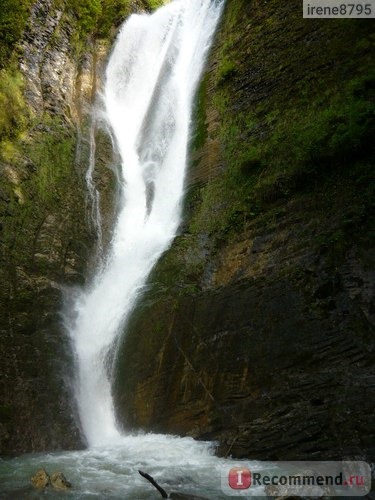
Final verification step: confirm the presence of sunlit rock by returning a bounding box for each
[31,469,50,489]
[51,471,72,490]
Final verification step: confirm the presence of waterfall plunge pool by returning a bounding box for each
[0,434,262,498]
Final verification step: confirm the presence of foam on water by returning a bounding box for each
[0,433,263,498]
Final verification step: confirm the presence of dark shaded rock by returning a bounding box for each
[115,261,374,460]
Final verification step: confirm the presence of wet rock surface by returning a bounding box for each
[50,471,72,490]
[31,469,50,489]
[31,469,72,490]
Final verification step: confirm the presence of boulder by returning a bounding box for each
[50,471,72,490]
[31,469,50,489]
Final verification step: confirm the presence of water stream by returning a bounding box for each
[0,1,261,497]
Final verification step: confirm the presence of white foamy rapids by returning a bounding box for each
[0,434,263,498]
[68,0,225,448]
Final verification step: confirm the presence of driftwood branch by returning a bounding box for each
[138,470,209,500]
[138,470,168,498]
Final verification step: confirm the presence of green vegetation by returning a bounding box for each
[0,0,168,65]
[146,0,165,9]
[0,67,30,142]
[216,57,237,85]
[191,75,209,151]
[189,75,374,245]
[255,73,375,200]
[27,120,76,201]
[66,0,167,41]
[66,0,102,38]
[187,1,375,250]
[0,0,33,68]
[96,0,132,36]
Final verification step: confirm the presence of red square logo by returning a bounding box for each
[228,467,251,489]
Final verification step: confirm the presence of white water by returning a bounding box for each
[0,3,265,497]
[69,0,225,448]
[0,438,265,498]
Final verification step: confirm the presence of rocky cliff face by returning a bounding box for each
[114,0,375,460]
[0,0,116,455]
[20,0,74,116]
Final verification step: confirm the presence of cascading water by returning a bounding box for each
[70,0,225,447]
[1,2,264,497]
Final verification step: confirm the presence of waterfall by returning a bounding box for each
[68,0,224,447]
